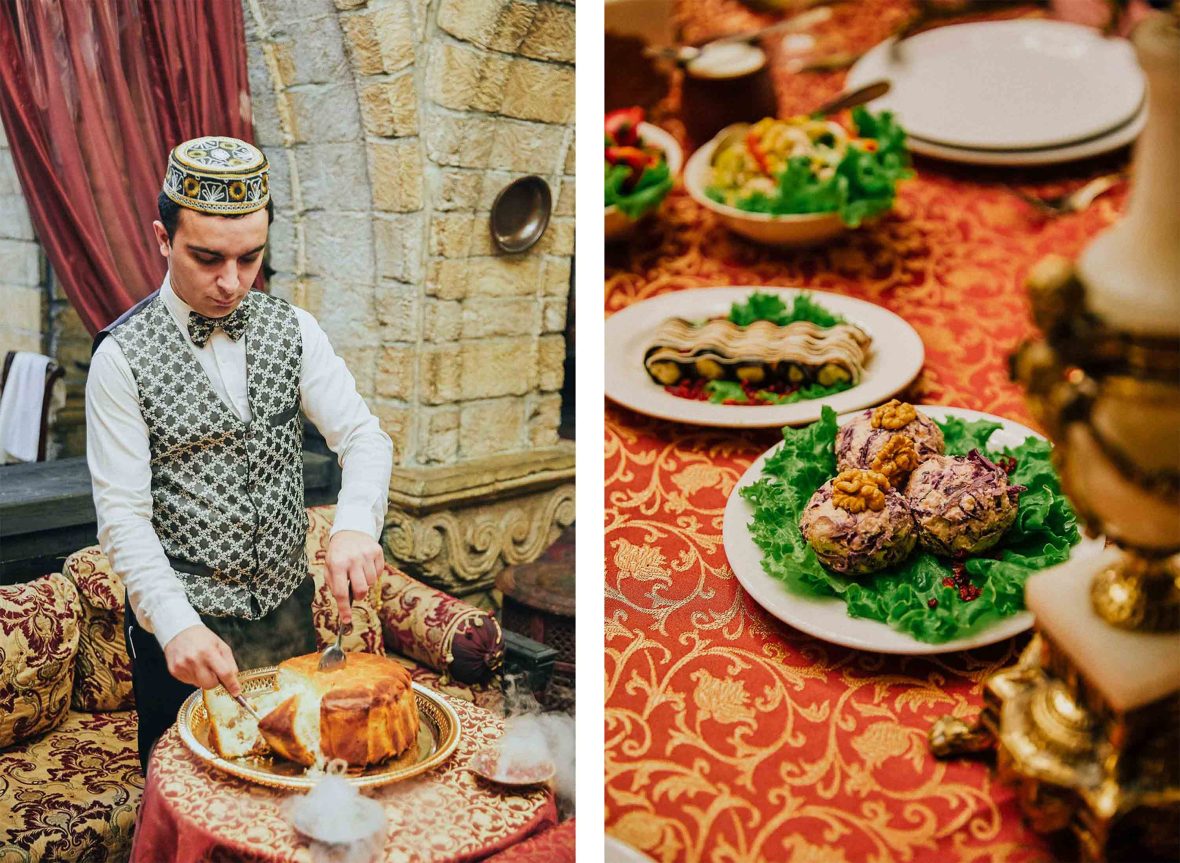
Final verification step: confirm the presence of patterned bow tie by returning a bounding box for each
[187,302,250,347]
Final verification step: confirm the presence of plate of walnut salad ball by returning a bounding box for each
[722,401,1105,654]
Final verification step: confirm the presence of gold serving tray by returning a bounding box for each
[176,666,461,790]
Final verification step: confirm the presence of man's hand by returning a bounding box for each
[326,530,384,627]
[164,625,241,694]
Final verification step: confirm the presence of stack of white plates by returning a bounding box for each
[846,20,1146,166]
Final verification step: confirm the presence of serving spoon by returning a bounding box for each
[709,79,891,165]
[318,583,351,671]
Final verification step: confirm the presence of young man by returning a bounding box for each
[85,137,392,771]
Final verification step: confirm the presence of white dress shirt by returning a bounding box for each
[86,275,393,650]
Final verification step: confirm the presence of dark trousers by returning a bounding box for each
[124,577,316,774]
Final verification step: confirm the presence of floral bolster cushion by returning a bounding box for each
[63,547,135,712]
[307,505,385,655]
[378,568,504,685]
[0,573,81,748]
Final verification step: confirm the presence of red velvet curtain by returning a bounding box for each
[0,0,254,336]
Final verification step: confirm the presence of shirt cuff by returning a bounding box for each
[149,601,205,653]
[330,502,382,541]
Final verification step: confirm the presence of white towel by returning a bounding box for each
[0,352,52,463]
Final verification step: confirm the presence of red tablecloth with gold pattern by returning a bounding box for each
[604,2,1132,861]
[130,697,556,863]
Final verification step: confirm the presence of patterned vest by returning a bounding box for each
[100,290,309,619]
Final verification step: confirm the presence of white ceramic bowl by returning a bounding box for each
[683,135,854,247]
[604,122,683,242]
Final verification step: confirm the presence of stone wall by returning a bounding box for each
[0,122,43,359]
[244,0,575,595]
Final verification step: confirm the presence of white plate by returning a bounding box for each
[847,20,1144,152]
[604,287,924,428]
[723,406,1106,654]
[605,835,658,863]
[898,105,1145,167]
[606,123,683,242]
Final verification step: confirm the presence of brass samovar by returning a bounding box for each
[930,12,1180,862]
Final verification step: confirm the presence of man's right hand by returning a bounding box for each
[163,625,241,695]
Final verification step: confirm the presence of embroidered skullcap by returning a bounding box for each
[161,136,270,215]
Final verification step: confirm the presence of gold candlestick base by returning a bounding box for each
[931,635,1180,861]
[1090,553,1180,632]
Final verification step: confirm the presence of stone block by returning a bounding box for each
[458,397,525,458]
[376,344,416,399]
[422,109,497,170]
[294,143,371,212]
[334,0,368,9]
[489,119,568,174]
[437,0,535,53]
[432,169,484,212]
[337,344,377,398]
[423,298,461,342]
[427,41,509,115]
[420,406,459,463]
[429,256,541,300]
[458,337,534,399]
[267,41,298,89]
[264,214,298,275]
[303,211,375,283]
[537,333,564,391]
[563,130,575,175]
[374,213,425,283]
[0,196,35,241]
[263,150,291,208]
[306,280,378,348]
[0,239,40,286]
[376,279,420,332]
[499,58,574,124]
[428,213,478,258]
[287,83,363,143]
[553,177,574,217]
[0,283,41,333]
[541,256,570,297]
[369,139,425,213]
[0,325,41,358]
[283,17,350,83]
[461,297,539,339]
[533,217,574,256]
[371,399,413,464]
[520,3,575,64]
[341,2,416,75]
[476,170,535,211]
[526,393,562,447]
[541,297,567,333]
[256,0,339,28]
[358,73,418,138]
[266,273,299,305]
[421,344,462,403]
[0,150,24,196]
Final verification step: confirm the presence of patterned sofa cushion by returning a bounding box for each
[379,569,504,685]
[0,573,80,748]
[307,505,385,655]
[0,710,142,863]
[63,547,135,712]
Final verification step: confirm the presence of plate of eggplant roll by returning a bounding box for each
[604,287,924,428]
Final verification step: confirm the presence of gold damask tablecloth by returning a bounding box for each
[130,696,556,863]
[604,3,1131,861]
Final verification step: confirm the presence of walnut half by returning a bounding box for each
[870,434,920,487]
[832,469,890,513]
[871,399,916,431]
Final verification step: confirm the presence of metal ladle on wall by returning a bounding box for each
[490,176,553,254]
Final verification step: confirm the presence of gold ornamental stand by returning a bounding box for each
[929,12,1180,862]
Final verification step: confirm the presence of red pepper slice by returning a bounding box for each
[746,129,772,175]
[605,145,650,191]
[605,107,645,147]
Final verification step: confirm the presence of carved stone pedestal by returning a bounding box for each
[383,444,575,598]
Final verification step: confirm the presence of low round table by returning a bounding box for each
[130,696,557,863]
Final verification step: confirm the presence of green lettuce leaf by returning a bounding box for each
[707,107,913,227]
[740,407,1080,643]
[705,379,853,405]
[727,291,846,328]
[605,159,673,219]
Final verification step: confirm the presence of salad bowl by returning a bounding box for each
[605,121,683,242]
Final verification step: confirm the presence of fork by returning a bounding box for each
[1004,173,1125,217]
[318,583,351,671]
